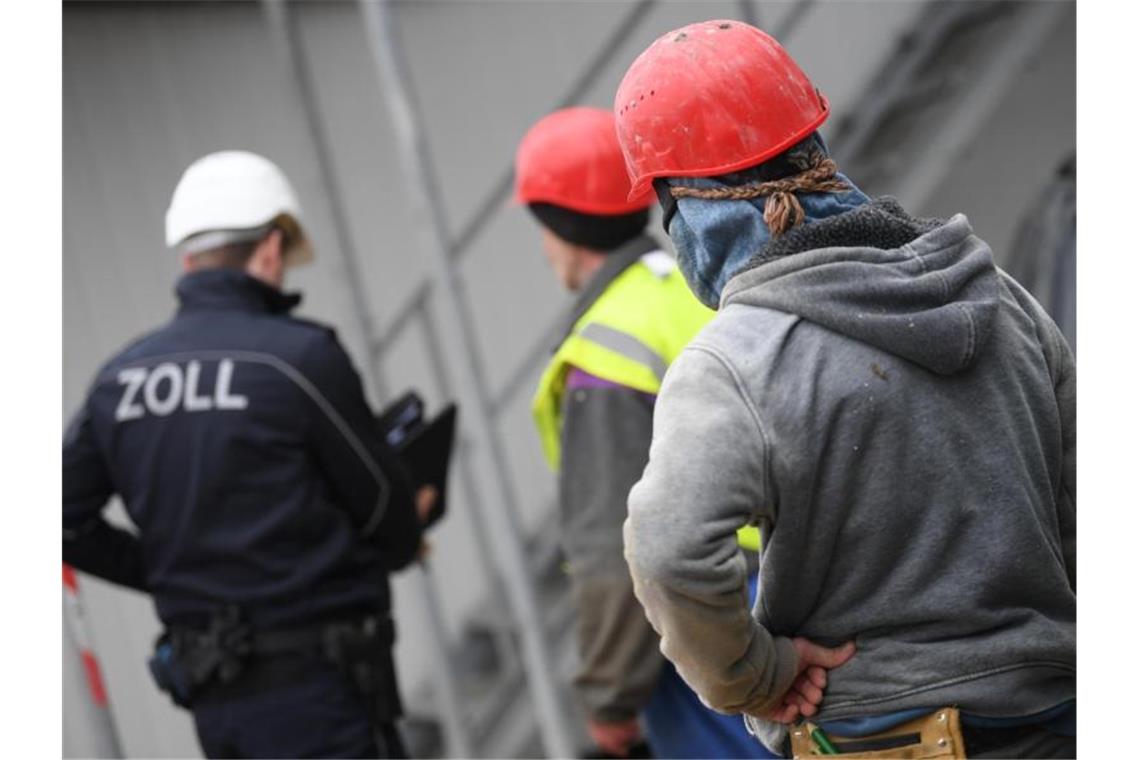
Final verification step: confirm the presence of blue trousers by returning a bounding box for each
[643,574,776,759]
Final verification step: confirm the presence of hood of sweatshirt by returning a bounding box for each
[721,198,999,376]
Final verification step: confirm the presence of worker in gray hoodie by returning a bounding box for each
[614,21,1076,759]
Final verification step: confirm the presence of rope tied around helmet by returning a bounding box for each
[668,152,850,236]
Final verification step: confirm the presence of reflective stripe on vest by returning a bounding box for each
[578,323,668,381]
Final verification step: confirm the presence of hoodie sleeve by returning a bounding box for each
[623,343,798,716]
[1047,331,1076,591]
[1001,272,1076,591]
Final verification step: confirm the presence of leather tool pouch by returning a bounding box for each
[790,707,965,759]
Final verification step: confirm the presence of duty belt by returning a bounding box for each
[149,606,398,721]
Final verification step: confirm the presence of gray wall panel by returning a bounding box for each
[919,3,1076,267]
[781,1,928,127]
[458,208,568,395]
[395,0,635,236]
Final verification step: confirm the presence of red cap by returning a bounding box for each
[615,20,830,201]
[515,107,654,215]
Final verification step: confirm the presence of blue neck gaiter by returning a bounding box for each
[663,135,871,309]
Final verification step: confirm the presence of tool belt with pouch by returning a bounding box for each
[149,605,400,724]
[790,707,965,759]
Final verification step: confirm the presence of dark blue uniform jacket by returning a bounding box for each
[63,269,422,629]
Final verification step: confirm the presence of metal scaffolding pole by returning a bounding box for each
[261,3,473,756]
[357,1,576,756]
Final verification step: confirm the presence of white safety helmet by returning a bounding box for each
[165,150,313,266]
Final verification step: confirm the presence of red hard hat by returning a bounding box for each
[515,107,653,215]
[615,20,830,201]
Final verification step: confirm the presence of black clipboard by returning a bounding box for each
[375,391,457,528]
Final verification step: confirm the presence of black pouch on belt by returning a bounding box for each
[322,616,402,724]
[148,605,253,709]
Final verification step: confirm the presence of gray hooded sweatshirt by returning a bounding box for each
[623,199,1075,738]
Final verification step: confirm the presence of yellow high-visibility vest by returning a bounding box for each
[532,250,761,552]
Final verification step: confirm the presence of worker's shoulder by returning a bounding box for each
[94,312,345,376]
[682,303,797,374]
[595,263,705,324]
[696,301,793,344]
[275,312,341,343]
[93,321,179,378]
[271,313,356,367]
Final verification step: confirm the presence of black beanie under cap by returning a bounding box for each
[527,202,649,252]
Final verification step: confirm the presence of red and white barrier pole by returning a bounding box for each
[63,564,123,757]
[64,565,110,707]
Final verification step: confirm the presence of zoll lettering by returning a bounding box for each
[115,359,249,421]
